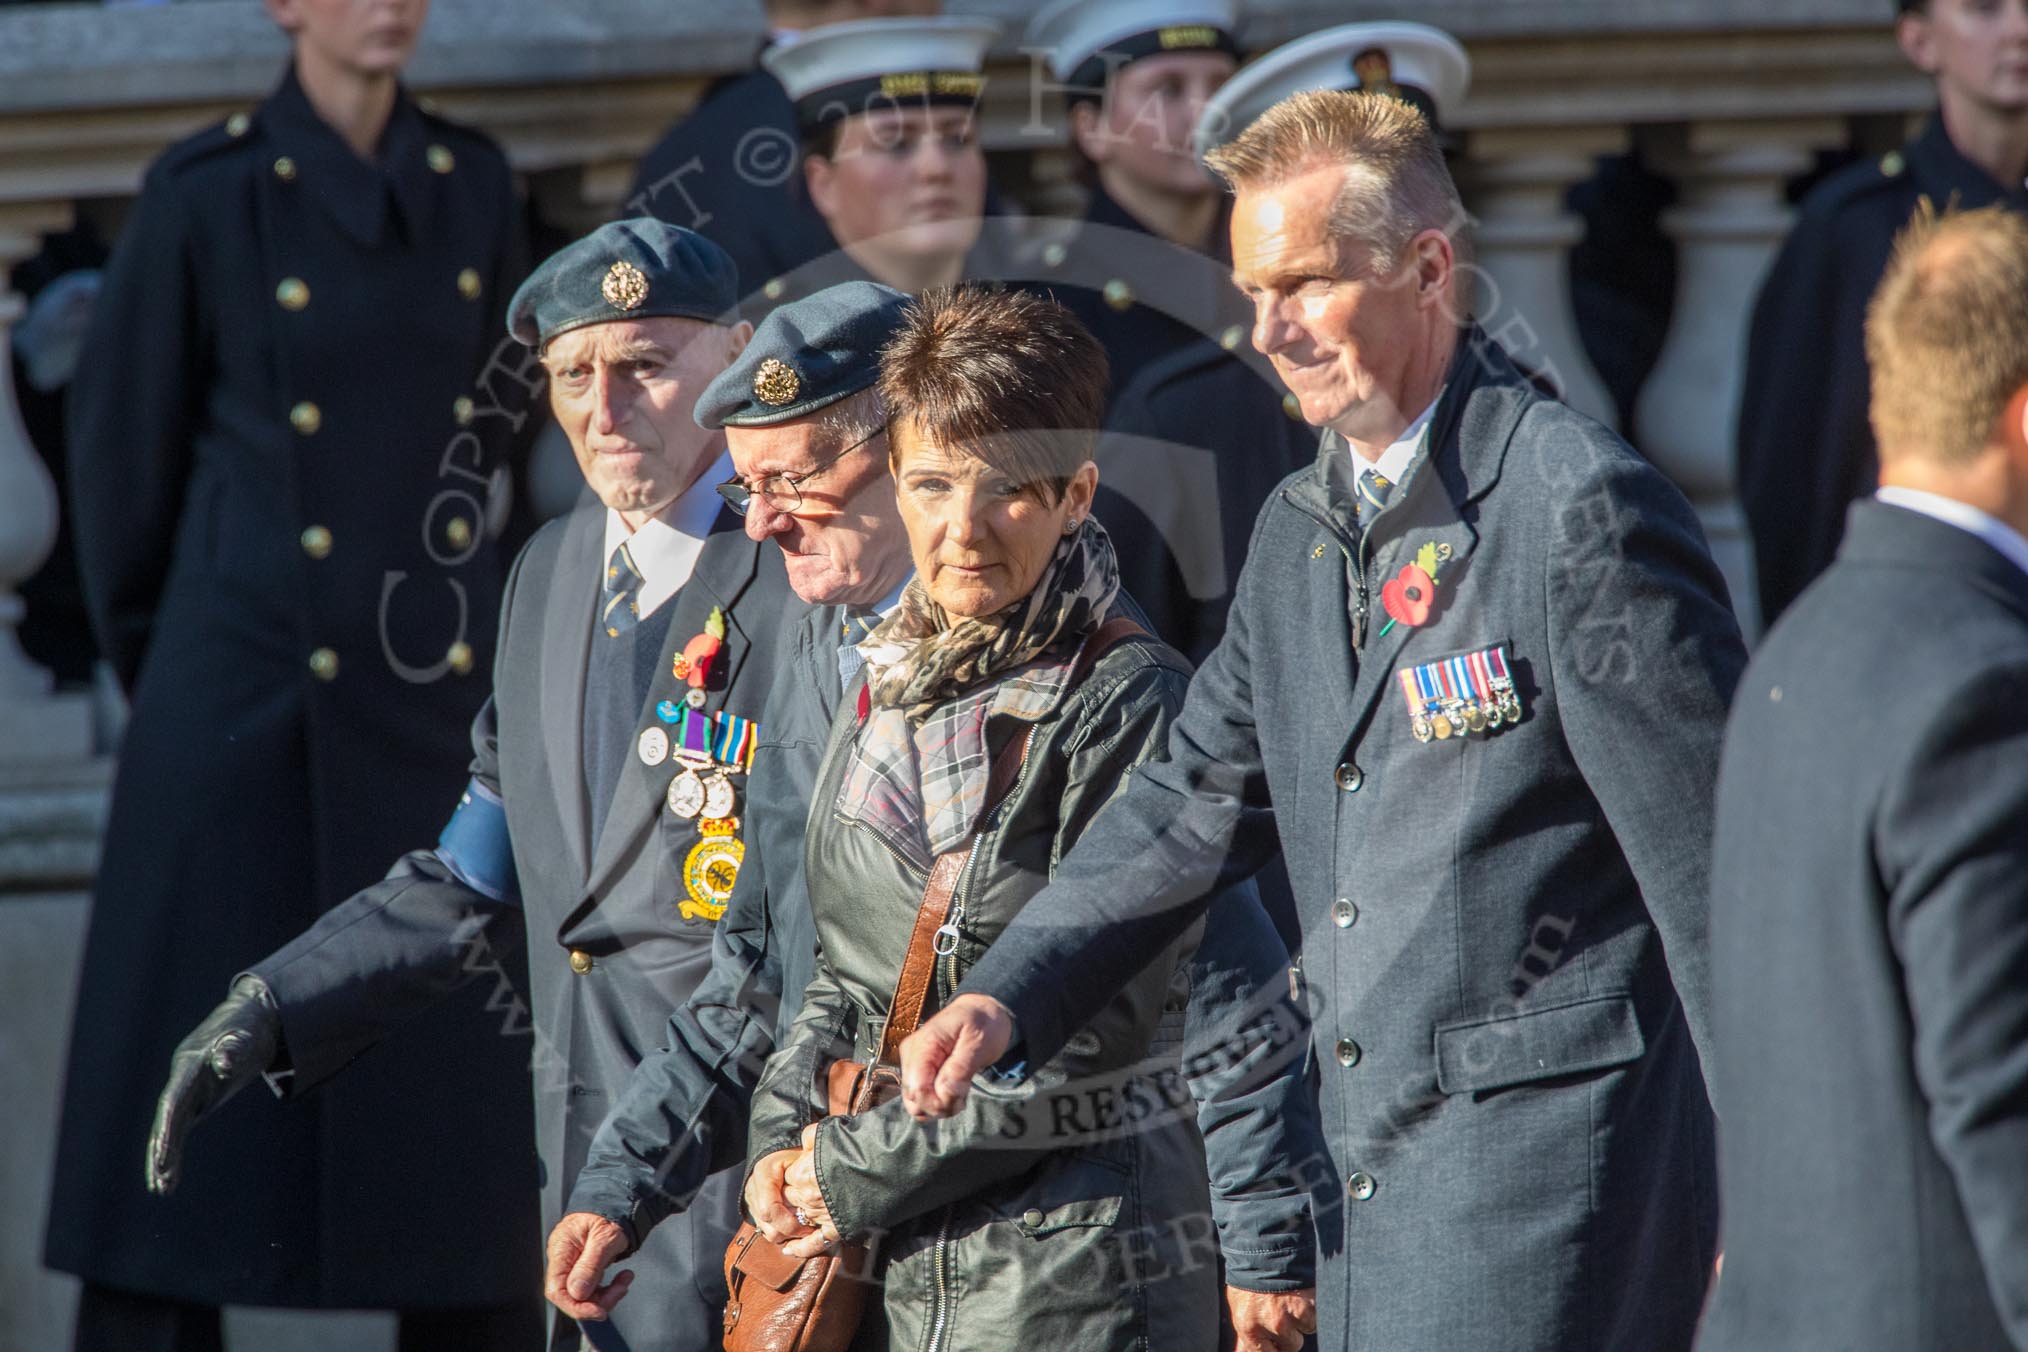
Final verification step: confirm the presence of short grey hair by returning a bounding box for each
[808,386,887,449]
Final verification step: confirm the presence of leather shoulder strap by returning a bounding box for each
[877,614,1149,1062]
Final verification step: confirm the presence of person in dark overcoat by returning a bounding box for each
[1737,0,2028,628]
[1703,208,2028,1352]
[47,3,540,1347]
[901,87,1746,1352]
[142,221,807,1352]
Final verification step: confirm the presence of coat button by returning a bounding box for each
[225,111,251,137]
[763,277,786,301]
[1040,242,1067,268]
[1335,1037,1362,1067]
[1333,898,1358,927]
[273,156,297,182]
[276,277,310,311]
[457,267,482,301]
[300,525,333,559]
[1022,1208,1045,1227]
[290,401,322,435]
[445,517,474,551]
[569,949,594,975]
[1282,393,1305,421]
[1334,762,1363,792]
[1102,278,1134,311]
[1219,324,1245,351]
[447,641,475,676]
[307,647,339,681]
[1347,1172,1376,1201]
[427,143,456,174]
[452,395,475,425]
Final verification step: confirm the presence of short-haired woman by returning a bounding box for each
[739,285,1219,1349]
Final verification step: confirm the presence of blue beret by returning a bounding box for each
[695,280,911,429]
[507,218,740,349]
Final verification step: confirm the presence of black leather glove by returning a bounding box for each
[145,975,281,1195]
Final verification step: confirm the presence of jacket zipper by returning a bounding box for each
[925,1206,956,1352]
[1288,494,1372,648]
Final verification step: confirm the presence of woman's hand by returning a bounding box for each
[744,1146,808,1244]
[781,1122,842,1260]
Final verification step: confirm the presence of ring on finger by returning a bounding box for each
[794,1207,813,1227]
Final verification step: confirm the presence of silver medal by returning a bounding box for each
[637,726,670,767]
[665,768,705,818]
[701,773,737,822]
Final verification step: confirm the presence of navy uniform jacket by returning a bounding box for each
[624,62,837,304]
[249,504,803,1352]
[1738,115,2028,626]
[48,68,537,1309]
[957,328,1746,1351]
[566,596,1325,1297]
[1702,501,2028,1352]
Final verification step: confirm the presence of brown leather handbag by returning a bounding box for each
[720,618,1144,1352]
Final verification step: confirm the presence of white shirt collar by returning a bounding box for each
[601,448,735,619]
[1875,486,2028,581]
[1345,396,1439,489]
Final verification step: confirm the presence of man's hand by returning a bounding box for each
[145,976,280,1195]
[899,992,1015,1120]
[1227,1286,1318,1352]
[744,1147,810,1245]
[544,1213,634,1323]
[781,1122,841,1260]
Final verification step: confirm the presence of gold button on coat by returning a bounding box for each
[1040,242,1068,268]
[290,401,322,435]
[1282,393,1304,421]
[457,268,482,301]
[568,949,594,975]
[428,144,455,174]
[1219,324,1246,351]
[447,641,475,676]
[445,517,473,550]
[273,156,297,182]
[225,112,251,137]
[276,277,310,311]
[1022,1208,1045,1227]
[308,648,339,681]
[452,396,475,425]
[300,525,333,559]
[1102,279,1134,311]
[762,278,786,301]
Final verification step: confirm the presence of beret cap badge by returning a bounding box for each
[602,260,649,312]
[752,357,801,406]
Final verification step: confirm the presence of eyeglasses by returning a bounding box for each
[716,421,889,515]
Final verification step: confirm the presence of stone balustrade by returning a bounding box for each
[0,3,1936,1341]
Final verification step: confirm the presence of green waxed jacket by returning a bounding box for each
[745,631,1220,1352]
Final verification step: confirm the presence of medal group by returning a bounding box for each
[1397,642,1523,743]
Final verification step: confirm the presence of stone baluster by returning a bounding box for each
[1458,125,1628,430]
[0,202,93,762]
[1632,118,1846,642]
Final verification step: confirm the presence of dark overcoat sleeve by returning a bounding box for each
[67,160,203,690]
[1880,661,2028,1339]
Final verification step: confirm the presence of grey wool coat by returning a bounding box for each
[958,327,1747,1351]
[251,500,803,1352]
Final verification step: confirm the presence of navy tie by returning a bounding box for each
[1356,466,1394,520]
[602,541,644,638]
[836,611,882,691]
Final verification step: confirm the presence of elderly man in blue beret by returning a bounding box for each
[142,219,809,1352]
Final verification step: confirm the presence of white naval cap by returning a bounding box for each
[1023,0,1241,85]
[1193,21,1470,161]
[762,16,1002,132]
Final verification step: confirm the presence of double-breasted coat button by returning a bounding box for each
[447,641,475,676]
[1040,241,1068,268]
[225,112,251,137]
[276,277,310,311]
[307,647,339,681]
[1334,762,1364,792]
[568,949,594,975]
[1219,324,1245,351]
[290,401,322,435]
[1282,393,1304,421]
[1022,1208,1045,1227]
[300,525,333,559]
[457,268,482,301]
[1347,1172,1376,1201]
[427,143,456,174]
[1102,278,1134,312]
[763,278,786,301]
[445,517,474,551]
[273,156,297,182]
[1333,898,1358,928]
[1335,1037,1362,1067]
[452,395,475,425]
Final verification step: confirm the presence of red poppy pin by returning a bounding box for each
[673,606,728,688]
[1376,542,1455,637]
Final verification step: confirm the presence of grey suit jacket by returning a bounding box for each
[1702,501,2028,1352]
[254,500,803,1352]
[957,328,1746,1351]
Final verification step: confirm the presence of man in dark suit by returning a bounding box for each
[624,0,940,305]
[1702,207,2028,1350]
[49,2,539,1345]
[1738,0,2028,627]
[901,87,1746,1352]
[142,221,806,1352]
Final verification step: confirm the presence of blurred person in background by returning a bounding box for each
[45,1,540,1348]
[1739,0,2028,627]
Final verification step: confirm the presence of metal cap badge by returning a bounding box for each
[602,260,648,311]
[752,357,801,406]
